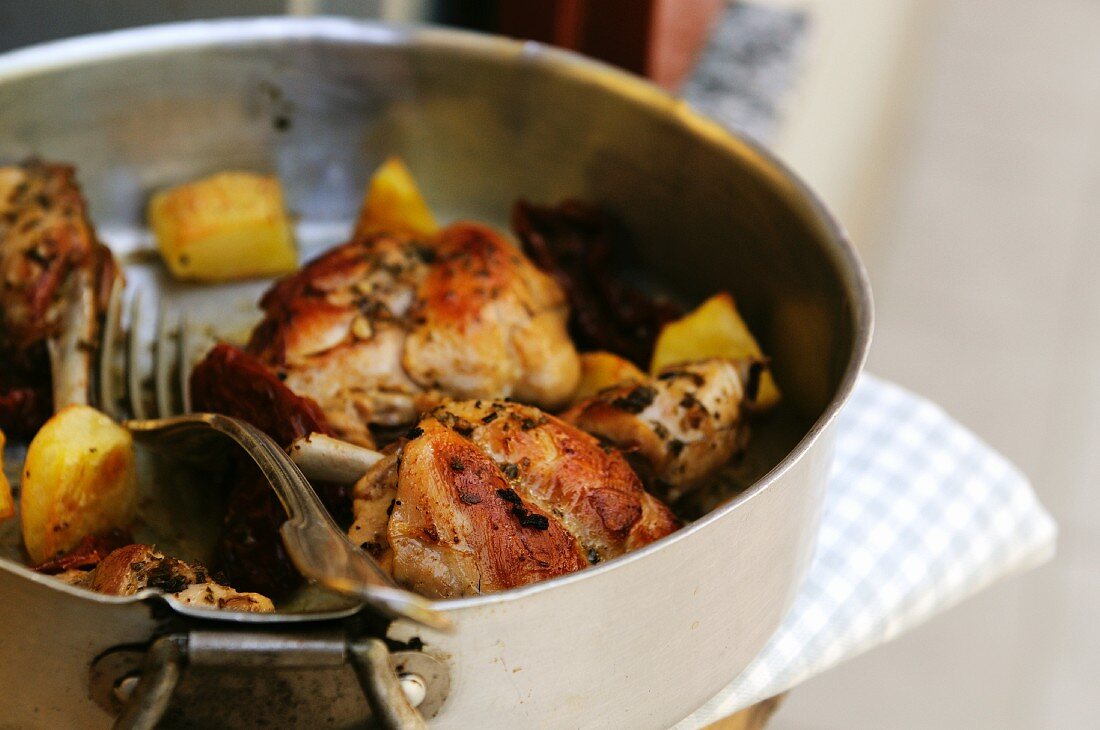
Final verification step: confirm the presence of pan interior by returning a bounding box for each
[0,21,868,613]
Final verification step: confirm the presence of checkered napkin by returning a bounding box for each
[677,374,1058,726]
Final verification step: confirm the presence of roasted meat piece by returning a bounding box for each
[0,160,120,434]
[0,160,100,349]
[57,543,274,613]
[563,359,751,501]
[349,400,679,598]
[245,222,580,447]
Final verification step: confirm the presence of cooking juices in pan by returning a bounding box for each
[0,156,780,608]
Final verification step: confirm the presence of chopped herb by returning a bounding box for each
[481,411,499,424]
[405,426,424,440]
[587,548,602,564]
[413,245,436,263]
[144,562,190,594]
[496,488,522,505]
[450,457,465,472]
[668,439,685,457]
[23,247,52,266]
[500,462,519,479]
[745,362,764,403]
[511,506,550,530]
[611,386,656,414]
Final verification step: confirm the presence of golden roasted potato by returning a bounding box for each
[20,405,138,563]
[573,351,646,403]
[650,292,781,409]
[0,429,13,522]
[149,172,297,282]
[354,157,438,238]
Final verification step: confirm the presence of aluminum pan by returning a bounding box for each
[0,17,873,726]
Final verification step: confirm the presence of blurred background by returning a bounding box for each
[1,1,1093,728]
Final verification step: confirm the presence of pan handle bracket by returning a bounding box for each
[91,631,448,729]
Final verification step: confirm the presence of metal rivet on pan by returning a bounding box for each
[399,673,427,708]
[113,674,140,702]
[387,651,450,718]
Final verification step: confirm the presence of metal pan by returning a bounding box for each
[0,17,872,728]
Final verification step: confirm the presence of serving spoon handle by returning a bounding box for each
[125,412,452,632]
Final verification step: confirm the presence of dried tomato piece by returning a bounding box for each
[512,199,682,366]
[190,343,350,598]
[33,528,134,574]
[0,342,52,437]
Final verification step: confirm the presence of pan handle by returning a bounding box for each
[112,635,184,730]
[109,633,430,730]
[350,638,428,729]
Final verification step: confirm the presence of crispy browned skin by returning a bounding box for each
[247,231,428,445]
[0,160,118,434]
[562,359,750,501]
[350,400,679,598]
[58,544,274,612]
[1,161,96,348]
[246,223,580,446]
[433,399,679,560]
[390,421,588,597]
[403,224,580,408]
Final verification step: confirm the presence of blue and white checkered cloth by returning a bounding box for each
[678,374,1057,726]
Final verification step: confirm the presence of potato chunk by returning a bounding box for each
[20,405,137,563]
[650,292,780,409]
[0,429,13,522]
[572,351,646,403]
[354,157,438,238]
[149,172,297,282]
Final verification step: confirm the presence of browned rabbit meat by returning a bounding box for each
[563,359,752,501]
[55,543,274,612]
[0,160,119,435]
[244,222,580,447]
[349,399,680,598]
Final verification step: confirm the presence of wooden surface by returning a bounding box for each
[497,0,724,90]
